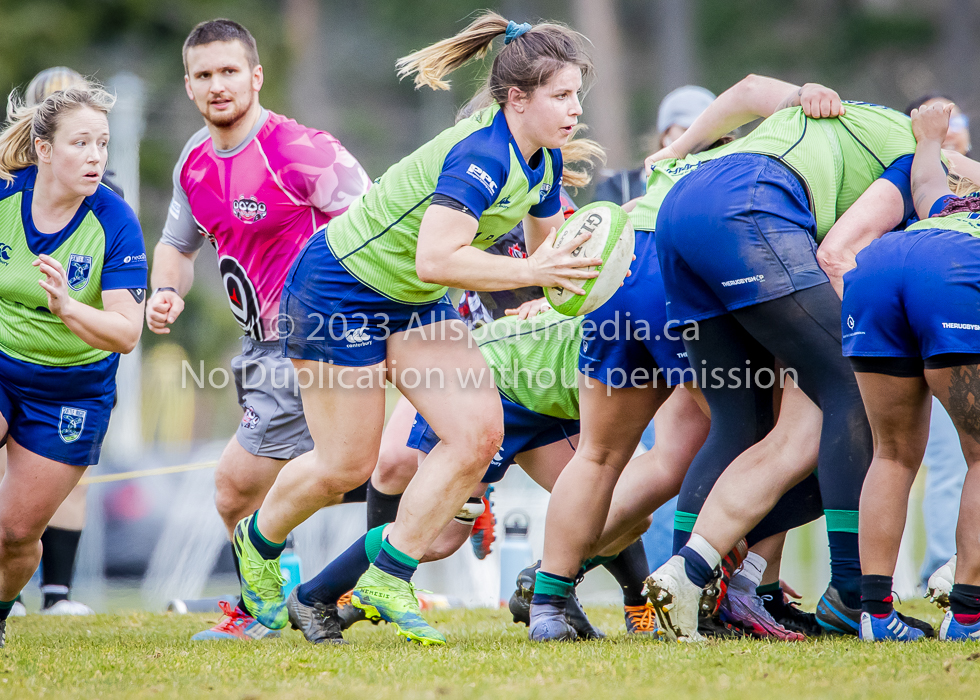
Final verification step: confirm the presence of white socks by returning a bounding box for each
[735,551,768,588]
[685,533,722,571]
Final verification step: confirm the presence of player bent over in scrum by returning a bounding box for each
[845,102,980,641]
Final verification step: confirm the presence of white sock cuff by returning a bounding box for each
[686,533,722,571]
[735,551,767,588]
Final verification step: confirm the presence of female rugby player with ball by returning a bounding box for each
[233,13,603,645]
[0,82,146,647]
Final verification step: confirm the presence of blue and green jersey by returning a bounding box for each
[0,166,147,366]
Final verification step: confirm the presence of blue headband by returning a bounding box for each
[504,21,532,45]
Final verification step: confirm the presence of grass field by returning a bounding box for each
[3,601,978,700]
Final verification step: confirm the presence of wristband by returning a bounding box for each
[152,286,179,297]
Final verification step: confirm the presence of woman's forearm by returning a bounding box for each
[59,301,142,354]
[663,75,799,158]
[418,246,535,292]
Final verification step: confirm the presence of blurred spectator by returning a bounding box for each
[592,85,715,205]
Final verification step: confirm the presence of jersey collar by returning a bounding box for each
[213,108,270,159]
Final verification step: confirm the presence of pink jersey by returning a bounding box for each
[161,110,371,340]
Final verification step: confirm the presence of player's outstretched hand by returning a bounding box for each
[911,101,953,145]
[33,254,73,317]
[505,297,551,320]
[146,289,185,334]
[527,228,601,296]
[798,83,844,119]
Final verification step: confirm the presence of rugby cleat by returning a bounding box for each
[645,555,704,642]
[232,515,288,630]
[815,585,861,635]
[286,589,345,645]
[507,561,604,639]
[698,613,747,639]
[927,555,956,609]
[351,564,446,646]
[529,602,577,642]
[817,585,934,638]
[469,489,496,560]
[191,600,280,641]
[337,590,375,630]
[859,610,926,642]
[42,600,94,616]
[939,611,980,641]
[624,603,660,636]
[762,595,822,638]
[719,573,805,640]
[0,619,5,648]
[700,539,748,618]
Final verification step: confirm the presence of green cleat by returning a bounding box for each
[351,564,447,646]
[232,515,288,630]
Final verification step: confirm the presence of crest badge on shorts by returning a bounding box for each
[66,254,93,291]
[59,407,87,443]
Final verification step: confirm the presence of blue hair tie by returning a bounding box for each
[504,21,532,45]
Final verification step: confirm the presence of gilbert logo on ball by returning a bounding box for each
[545,201,635,316]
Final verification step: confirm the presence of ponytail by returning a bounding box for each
[0,81,115,183]
[398,12,593,102]
[559,125,605,190]
[0,96,37,182]
[397,12,510,91]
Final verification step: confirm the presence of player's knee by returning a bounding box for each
[309,451,375,497]
[374,445,417,489]
[0,522,43,554]
[628,515,653,543]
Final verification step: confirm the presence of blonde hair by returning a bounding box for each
[560,125,605,189]
[0,81,115,182]
[948,171,980,197]
[397,11,594,101]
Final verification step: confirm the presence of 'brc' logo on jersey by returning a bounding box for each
[466,164,498,195]
[67,254,93,291]
[0,243,11,265]
[232,195,268,223]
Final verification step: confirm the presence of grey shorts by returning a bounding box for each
[232,337,314,460]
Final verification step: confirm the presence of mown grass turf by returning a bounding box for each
[2,602,978,699]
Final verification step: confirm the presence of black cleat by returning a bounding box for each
[764,598,822,638]
[286,589,346,645]
[698,613,747,639]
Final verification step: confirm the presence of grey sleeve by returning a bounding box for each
[159,127,210,254]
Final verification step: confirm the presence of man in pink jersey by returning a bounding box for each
[145,18,371,641]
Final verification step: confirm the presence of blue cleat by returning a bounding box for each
[939,611,980,641]
[860,610,926,642]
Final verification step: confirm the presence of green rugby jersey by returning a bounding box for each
[473,309,582,421]
[0,167,147,366]
[628,146,726,232]
[905,206,980,237]
[630,102,915,240]
[326,105,563,303]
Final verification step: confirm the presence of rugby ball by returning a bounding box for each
[544,201,635,316]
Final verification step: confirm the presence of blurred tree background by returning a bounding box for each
[0,0,972,444]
